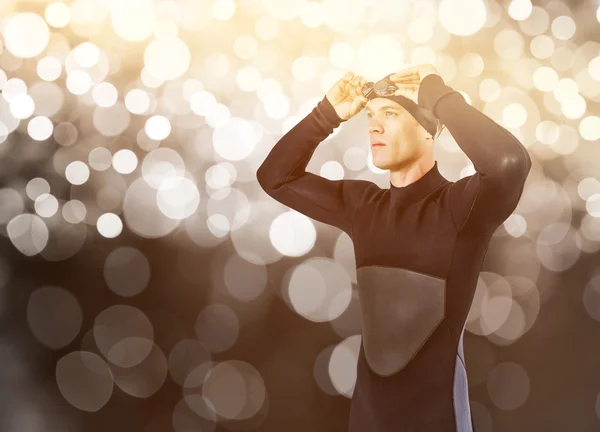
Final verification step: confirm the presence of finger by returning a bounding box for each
[394,83,419,91]
[390,74,420,83]
[342,71,354,82]
[351,95,368,112]
[394,85,419,97]
[394,65,425,76]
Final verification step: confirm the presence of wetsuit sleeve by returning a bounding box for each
[256,95,372,237]
[418,73,532,232]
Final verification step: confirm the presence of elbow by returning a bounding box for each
[256,165,272,191]
[256,164,284,193]
[499,150,531,183]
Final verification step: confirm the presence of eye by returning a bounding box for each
[386,111,396,117]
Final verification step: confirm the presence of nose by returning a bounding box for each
[368,117,383,134]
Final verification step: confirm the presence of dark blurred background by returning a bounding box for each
[1,0,600,431]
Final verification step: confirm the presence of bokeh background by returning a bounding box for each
[0,0,599,430]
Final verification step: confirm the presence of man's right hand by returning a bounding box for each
[325,71,369,121]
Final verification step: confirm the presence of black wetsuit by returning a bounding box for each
[256,73,532,431]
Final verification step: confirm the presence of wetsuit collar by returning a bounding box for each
[388,160,446,206]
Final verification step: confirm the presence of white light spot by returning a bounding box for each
[97,213,123,238]
[34,193,59,218]
[144,115,171,140]
[65,161,90,185]
[3,13,50,58]
[112,149,138,174]
[28,116,53,141]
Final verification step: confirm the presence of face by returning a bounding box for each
[366,97,430,171]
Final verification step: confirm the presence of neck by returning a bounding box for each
[389,157,435,188]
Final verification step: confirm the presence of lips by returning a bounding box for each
[371,142,385,147]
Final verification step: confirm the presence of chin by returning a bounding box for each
[372,159,389,170]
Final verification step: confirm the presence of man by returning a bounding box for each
[256,64,531,431]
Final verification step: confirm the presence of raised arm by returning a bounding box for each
[417,73,532,232]
[256,72,374,237]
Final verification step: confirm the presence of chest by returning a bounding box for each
[352,199,458,277]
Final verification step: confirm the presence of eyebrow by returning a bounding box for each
[365,104,402,113]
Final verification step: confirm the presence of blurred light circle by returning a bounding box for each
[26,177,51,200]
[212,0,236,20]
[45,2,71,28]
[140,67,164,88]
[287,257,352,323]
[97,213,123,238]
[583,274,600,322]
[269,210,316,257]
[291,56,317,82]
[205,102,231,128]
[93,102,131,137]
[54,122,78,146]
[439,0,486,36]
[255,15,279,40]
[145,115,171,140]
[313,345,337,395]
[9,94,35,119]
[141,148,186,189]
[2,78,28,104]
[156,175,200,220]
[580,116,600,141]
[111,0,157,42]
[172,396,217,432]
[65,161,90,185]
[551,15,576,41]
[104,247,151,297]
[73,42,100,68]
[328,335,361,398]
[223,254,268,302]
[123,177,180,238]
[530,35,554,60]
[533,66,558,92]
[144,36,191,81]
[486,362,530,410]
[88,147,112,171]
[233,35,258,60]
[536,120,560,145]
[62,200,87,224]
[7,213,49,256]
[471,400,493,432]
[110,343,167,398]
[508,0,532,21]
[112,149,138,174]
[168,339,212,387]
[236,66,262,92]
[28,116,54,141]
[194,304,239,353]
[590,56,600,81]
[3,13,50,58]
[494,29,524,61]
[56,351,113,412]
[201,360,266,420]
[125,89,151,114]
[0,123,8,144]
[0,188,24,224]
[300,2,325,27]
[66,69,92,95]
[92,82,118,107]
[93,304,154,367]
[190,91,217,116]
[34,193,59,218]
[27,286,82,349]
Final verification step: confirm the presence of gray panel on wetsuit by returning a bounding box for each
[454,327,473,431]
[356,265,445,377]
